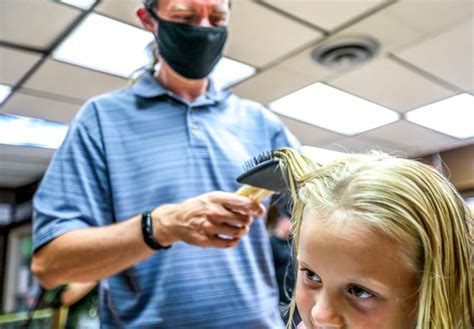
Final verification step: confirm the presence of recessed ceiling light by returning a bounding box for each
[0,114,68,149]
[53,13,153,78]
[0,84,12,105]
[59,0,96,10]
[211,57,256,90]
[406,93,474,139]
[301,145,348,164]
[269,83,399,136]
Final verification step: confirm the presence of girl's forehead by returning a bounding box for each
[297,212,419,291]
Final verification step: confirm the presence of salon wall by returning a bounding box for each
[420,144,474,192]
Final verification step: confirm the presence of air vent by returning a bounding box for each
[311,36,379,69]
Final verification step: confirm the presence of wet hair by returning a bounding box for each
[276,149,473,328]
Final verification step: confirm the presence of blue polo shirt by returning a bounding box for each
[33,72,300,328]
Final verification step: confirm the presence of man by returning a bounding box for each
[32,0,299,327]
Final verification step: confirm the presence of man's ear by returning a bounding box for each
[136,7,158,33]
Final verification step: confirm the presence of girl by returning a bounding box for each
[284,151,473,328]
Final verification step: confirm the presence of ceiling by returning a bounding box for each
[0,0,473,188]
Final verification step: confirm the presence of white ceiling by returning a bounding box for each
[0,0,473,188]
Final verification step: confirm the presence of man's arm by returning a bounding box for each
[32,191,264,289]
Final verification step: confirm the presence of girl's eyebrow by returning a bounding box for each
[353,278,389,293]
[297,259,313,270]
[298,258,389,292]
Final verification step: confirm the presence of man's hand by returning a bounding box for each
[152,192,266,248]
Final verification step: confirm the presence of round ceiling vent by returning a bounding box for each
[311,36,379,70]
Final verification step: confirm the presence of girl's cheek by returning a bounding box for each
[295,279,314,323]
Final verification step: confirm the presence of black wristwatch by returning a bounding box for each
[141,210,172,250]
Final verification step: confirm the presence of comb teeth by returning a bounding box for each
[242,151,276,171]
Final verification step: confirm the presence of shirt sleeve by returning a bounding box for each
[32,101,113,253]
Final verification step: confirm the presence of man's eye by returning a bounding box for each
[348,285,373,299]
[175,15,194,22]
[211,16,226,24]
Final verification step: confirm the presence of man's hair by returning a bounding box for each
[142,0,158,11]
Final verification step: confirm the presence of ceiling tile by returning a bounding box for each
[23,59,127,101]
[0,47,42,86]
[0,160,49,176]
[332,4,422,54]
[263,0,385,31]
[233,47,335,104]
[0,1,81,49]
[385,0,473,37]
[225,1,322,68]
[329,57,455,112]
[2,91,80,124]
[360,120,458,155]
[440,138,474,155]
[395,18,474,92]
[0,174,39,188]
[278,115,343,147]
[95,0,143,27]
[0,144,56,162]
[0,158,48,187]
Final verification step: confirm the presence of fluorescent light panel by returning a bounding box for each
[0,84,12,104]
[59,0,96,10]
[53,13,153,78]
[269,83,400,136]
[0,114,68,149]
[211,57,256,90]
[406,93,474,139]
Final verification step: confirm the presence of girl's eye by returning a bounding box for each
[302,269,321,283]
[348,285,374,299]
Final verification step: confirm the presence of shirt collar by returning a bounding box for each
[132,71,231,106]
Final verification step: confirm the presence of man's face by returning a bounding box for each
[156,0,230,27]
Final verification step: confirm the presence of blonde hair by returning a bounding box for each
[278,149,473,329]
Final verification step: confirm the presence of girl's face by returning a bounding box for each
[295,212,419,329]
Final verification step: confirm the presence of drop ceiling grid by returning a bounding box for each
[327,56,456,113]
[224,1,323,68]
[0,145,56,161]
[278,115,344,147]
[0,1,81,49]
[0,47,42,87]
[1,91,81,124]
[233,0,428,104]
[0,175,41,189]
[0,159,49,176]
[395,17,474,92]
[94,0,143,28]
[22,59,128,102]
[261,0,387,32]
[360,120,459,154]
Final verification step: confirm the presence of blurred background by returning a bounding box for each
[0,0,473,326]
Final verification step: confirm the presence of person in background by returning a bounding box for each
[31,0,299,328]
[268,205,296,306]
[60,282,99,329]
[286,152,473,329]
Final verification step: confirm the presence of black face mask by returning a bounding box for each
[148,10,228,80]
